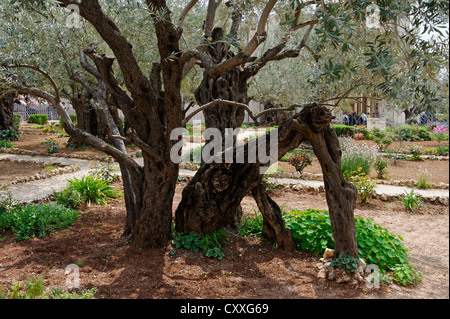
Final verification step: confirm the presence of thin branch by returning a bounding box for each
[6,64,60,103]
[182,99,303,126]
[177,0,199,30]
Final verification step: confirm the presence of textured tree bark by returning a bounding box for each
[252,183,296,250]
[0,92,17,131]
[289,107,359,258]
[177,104,359,257]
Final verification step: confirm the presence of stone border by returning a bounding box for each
[0,158,80,189]
[0,147,112,162]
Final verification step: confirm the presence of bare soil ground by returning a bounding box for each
[0,182,448,299]
[0,161,47,185]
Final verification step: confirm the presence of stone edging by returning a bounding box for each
[0,147,112,162]
[0,158,80,189]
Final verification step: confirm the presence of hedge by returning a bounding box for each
[28,114,48,125]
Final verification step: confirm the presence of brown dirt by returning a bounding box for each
[0,161,48,185]
[0,182,448,299]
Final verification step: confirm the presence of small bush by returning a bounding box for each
[394,124,416,141]
[349,169,377,204]
[65,175,123,206]
[0,203,78,241]
[288,150,313,174]
[0,130,20,141]
[408,145,423,161]
[28,114,48,125]
[44,138,59,154]
[172,229,228,260]
[374,157,388,179]
[340,138,377,178]
[332,124,354,137]
[331,254,360,273]
[400,189,423,212]
[0,141,13,148]
[412,125,431,141]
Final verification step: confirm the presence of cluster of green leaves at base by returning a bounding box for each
[53,175,123,208]
[0,195,78,242]
[0,130,20,141]
[239,209,421,285]
[171,229,228,260]
[0,276,96,299]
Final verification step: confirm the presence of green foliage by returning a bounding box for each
[239,208,421,285]
[59,115,77,127]
[374,157,388,179]
[349,169,377,204]
[28,114,48,125]
[0,276,97,299]
[288,149,313,174]
[13,114,21,129]
[408,145,423,161]
[425,145,449,156]
[284,209,334,255]
[172,229,228,260]
[237,211,264,238]
[340,138,377,178]
[0,130,19,141]
[0,203,78,241]
[53,187,82,209]
[412,125,431,141]
[391,264,423,286]
[44,138,59,154]
[400,189,423,212]
[330,254,360,274]
[332,124,354,137]
[394,124,416,141]
[64,175,123,206]
[0,140,13,148]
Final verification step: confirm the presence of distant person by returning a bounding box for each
[343,113,349,126]
[361,112,368,126]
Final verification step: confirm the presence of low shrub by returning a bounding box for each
[241,209,420,285]
[288,150,313,174]
[374,157,388,179]
[0,130,20,141]
[28,114,48,125]
[64,175,123,206]
[172,229,228,260]
[349,169,377,204]
[400,189,423,212]
[0,203,78,241]
[340,138,377,178]
[0,141,13,148]
[332,124,354,137]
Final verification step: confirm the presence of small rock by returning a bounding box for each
[323,248,334,259]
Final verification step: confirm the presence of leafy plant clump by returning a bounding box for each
[288,150,313,174]
[172,229,228,260]
[330,254,360,274]
[0,202,78,241]
[340,138,377,178]
[28,114,48,125]
[44,138,59,154]
[61,175,123,206]
[374,157,388,180]
[0,130,20,141]
[400,189,423,212]
[240,209,420,285]
[0,276,96,299]
[349,168,377,204]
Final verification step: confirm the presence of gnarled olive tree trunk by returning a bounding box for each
[176,104,359,257]
[0,92,17,131]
